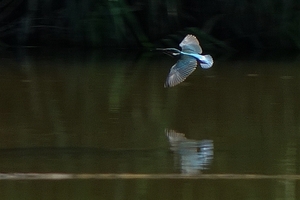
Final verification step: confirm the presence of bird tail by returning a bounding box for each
[200,55,213,69]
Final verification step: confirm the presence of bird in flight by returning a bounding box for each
[157,34,213,87]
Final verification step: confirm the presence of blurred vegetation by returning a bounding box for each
[1,0,300,51]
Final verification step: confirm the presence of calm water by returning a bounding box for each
[0,49,300,199]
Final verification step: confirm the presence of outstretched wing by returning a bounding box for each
[179,35,202,54]
[165,129,187,142]
[164,55,197,87]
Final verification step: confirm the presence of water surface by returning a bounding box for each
[0,49,300,199]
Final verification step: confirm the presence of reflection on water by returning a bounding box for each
[165,129,213,174]
[1,49,300,199]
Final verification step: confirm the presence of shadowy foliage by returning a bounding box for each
[0,0,300,51]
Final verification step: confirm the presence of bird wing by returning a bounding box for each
[164,55,197,87]
[179,35,202,54]
[165,129,187,142]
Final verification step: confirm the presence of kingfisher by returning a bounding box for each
[157,34,213,87]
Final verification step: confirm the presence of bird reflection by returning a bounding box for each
[165,129,213,174]
[157,34,213,87]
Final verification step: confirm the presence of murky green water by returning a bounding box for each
[0,49,300,199]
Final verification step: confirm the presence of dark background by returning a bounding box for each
[1,0,300,52]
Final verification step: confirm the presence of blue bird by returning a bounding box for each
[157,34,213,87]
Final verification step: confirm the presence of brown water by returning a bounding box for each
[0,49,300,199]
